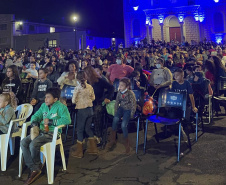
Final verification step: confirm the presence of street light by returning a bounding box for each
[71,14,79,50]
[73,16,78,22]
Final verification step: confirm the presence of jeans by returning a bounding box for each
[20,133,53,171]
[76,107,94,142]
[112,107,131,138]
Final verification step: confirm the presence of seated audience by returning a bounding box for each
[57,60,78,89]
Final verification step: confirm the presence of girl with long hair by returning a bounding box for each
[71,71,97,158]
[1,65,22,105]
[84,66,114,144]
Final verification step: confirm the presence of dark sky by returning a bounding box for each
[0,0,124,38]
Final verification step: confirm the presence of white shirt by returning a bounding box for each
[153,69,164,85]
[25,69,38,77]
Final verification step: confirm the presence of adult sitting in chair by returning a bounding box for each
[106,54,134,84]
[20,88,71,185]
[190,65,213,117]
[148,58,173,98]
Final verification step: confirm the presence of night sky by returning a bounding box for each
[0,0,124,38]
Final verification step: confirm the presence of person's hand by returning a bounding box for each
[30,99,37,105]
[44,118,49,125]
[154,85,160,89]
[192,107,198,113]
[104,98,111,104]
[26,73,31,78]
[154,85,158,89]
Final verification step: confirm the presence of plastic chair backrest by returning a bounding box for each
[132,90,142,102]
[158,89,187,117]
[60,85,75,99]
[16,104,33,126]
[217,76,226,93]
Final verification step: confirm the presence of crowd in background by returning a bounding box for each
[0,39,226,183]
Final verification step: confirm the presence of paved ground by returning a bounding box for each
[1,113,226,185]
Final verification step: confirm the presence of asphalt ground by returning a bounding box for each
[1,113,226,185]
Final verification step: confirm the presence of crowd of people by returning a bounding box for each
[0,40,226,184]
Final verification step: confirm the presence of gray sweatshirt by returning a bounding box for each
[31,79,52,101]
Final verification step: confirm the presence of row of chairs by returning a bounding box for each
[135,76,226,161]
[0,104,66,184]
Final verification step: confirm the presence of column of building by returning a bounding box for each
[178,14,185,43]
[158,15,164,41]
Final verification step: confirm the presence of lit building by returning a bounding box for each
[0,14,124,51]
[123,0,226,47]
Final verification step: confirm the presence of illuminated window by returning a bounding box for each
[50,27,55,33]
[48,40,57,47]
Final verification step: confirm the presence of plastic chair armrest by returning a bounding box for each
[13,118,27,126]
[57,125,66,129]
[20,122,31,140]
[52,127,59,144]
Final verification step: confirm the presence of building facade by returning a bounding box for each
[123,0,226,47]
[0,14,124,51]
[0,14,14,49]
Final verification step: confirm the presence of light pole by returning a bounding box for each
[72,15,78,51]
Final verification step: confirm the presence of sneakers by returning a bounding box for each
[24,170,42,185]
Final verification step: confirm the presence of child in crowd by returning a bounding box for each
[191,65,213,96]
[172,68,198,114]
[30,68,53,112]
[129,70,141,90]
[1,65,22,107]
[71,71,97,158]
[23,62,38,79]
[106,77,136,154]
[185,66,194,82]
[0,93,16,134]
[20,88,71,185]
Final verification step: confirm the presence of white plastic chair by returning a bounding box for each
[0,104,33,171]
[9,104,33,156]
[19,125,67,184]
